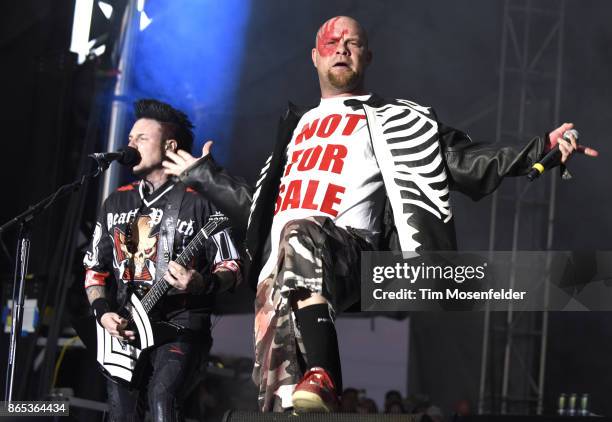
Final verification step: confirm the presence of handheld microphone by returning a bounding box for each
[526,129,578,182]
[89,147,141,166]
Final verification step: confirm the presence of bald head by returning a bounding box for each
[312,16,372,97]
[315,16,369,51]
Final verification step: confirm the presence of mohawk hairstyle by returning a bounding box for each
[134,99,195,152]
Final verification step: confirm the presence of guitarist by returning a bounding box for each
[82,99,242,422]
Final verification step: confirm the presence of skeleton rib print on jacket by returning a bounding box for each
[361,99,452,252]
[181,94,546,290]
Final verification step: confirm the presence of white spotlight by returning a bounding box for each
[98,1,113,19]
[93,44,107,57]
[70,0,95,64]
[139,11,152,31]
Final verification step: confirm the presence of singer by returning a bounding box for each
[82,99,242,421]
[163,17,598,413]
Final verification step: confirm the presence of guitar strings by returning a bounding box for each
[138,218,227,313]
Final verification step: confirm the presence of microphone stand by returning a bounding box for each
[1,156,113,403]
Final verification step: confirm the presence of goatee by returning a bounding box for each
[327,68,360,90]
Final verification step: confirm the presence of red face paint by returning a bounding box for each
[316,17,348,57]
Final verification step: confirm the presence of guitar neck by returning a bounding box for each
[139,218,226,314]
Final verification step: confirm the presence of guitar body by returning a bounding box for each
[75,294,183,389]
[76,214,228,389]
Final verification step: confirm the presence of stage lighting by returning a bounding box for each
[98,1,113,19]
[70,0,119,64]
[70,0,95,64]
[139,11,152,31]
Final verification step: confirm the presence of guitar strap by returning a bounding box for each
[154,181,186,286]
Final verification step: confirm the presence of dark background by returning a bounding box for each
[0,0,610,419]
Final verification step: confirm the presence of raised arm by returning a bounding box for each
[163,141,255,229]
[438,121,598,201]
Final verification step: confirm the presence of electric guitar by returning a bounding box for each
[75,214,228,388]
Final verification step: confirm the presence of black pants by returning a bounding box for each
[106,339,209,422]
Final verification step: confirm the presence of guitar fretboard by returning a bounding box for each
[137,217,227,314]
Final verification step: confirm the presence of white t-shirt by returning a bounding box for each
[259,94,385,282]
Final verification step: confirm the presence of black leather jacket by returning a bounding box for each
[180,94,545,289]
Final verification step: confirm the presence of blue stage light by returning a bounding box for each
[127,0,252,163]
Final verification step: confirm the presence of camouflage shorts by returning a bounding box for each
[252,216,373,411]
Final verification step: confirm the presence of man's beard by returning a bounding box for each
[327,67,361,91]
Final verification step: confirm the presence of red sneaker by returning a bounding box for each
[292,367,339,413]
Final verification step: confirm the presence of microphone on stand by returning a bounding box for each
[526,129,579,182]
[89,146,141,166]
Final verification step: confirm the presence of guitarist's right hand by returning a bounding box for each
[100,312,136,341]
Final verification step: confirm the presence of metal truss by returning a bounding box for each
[478,0,566,415]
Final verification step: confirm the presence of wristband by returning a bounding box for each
[213,260,243,286]
[91,298,111,324]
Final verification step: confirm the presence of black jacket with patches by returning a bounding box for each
[83,179,240,332]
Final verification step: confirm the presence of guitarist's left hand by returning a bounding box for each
[165,261,206,293]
